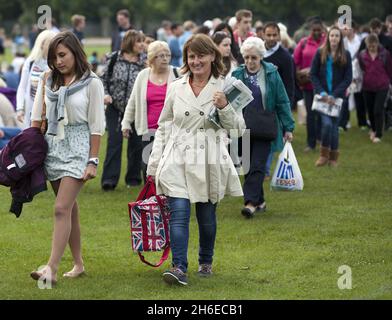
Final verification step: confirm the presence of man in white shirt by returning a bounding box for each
[343,25,361,59]
[343,23,367,129]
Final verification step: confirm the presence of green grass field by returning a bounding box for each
[1,44,392,299]
[1,116,391,300]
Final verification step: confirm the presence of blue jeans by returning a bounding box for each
[167,197,217,273]
[0,127,21,150]
[320,114,339,150]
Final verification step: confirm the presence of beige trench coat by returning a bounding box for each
[147,74,246,204]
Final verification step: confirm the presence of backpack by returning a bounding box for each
[128,177,171,267]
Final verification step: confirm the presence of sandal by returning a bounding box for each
[63,266,86,278]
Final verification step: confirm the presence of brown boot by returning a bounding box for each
[315,146,330,167]
[329,150,339,168]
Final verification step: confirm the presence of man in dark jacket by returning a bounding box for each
[0,127,47,217]
[111,9,133,52]
[358,18,392,56]
[262,22,295,109]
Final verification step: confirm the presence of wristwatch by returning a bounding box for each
[87,157,99,167]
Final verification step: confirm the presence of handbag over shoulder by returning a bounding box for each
[244,104,278,141]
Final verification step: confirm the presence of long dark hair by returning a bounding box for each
[212,31,235,77]
[319,26,347,66]
[47,31,90,90]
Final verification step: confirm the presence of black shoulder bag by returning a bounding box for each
[244,101,278,142]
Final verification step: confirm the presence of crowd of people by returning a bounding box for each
[0,8,391,287]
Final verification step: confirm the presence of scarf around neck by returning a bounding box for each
[45,72,96,136]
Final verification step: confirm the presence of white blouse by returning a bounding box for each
[31,74,105,136]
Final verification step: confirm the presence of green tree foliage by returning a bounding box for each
[1,0,392,32]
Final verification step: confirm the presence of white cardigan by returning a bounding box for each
[121,66,178,136]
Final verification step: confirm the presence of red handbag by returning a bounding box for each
[128,177,171,267]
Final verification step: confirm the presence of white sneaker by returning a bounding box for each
[372,137,381,144]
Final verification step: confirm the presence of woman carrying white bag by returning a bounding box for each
[271,141,304,191]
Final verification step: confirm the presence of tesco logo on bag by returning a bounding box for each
[275,160,297,187]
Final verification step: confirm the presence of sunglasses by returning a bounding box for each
[243,55,260,61]
[155,53,172,59]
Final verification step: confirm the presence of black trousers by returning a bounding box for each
[243,138,271,206]
[339,98,350,130]
[354,91,368,127]
[385,91,392,129]
[303,90,320,149]
[101,106,142,188]
[363,90,389,139]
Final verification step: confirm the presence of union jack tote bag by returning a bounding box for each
[128,177,171,267]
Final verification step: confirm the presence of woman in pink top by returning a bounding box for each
[122,41,179,182]
[294,18,326,151]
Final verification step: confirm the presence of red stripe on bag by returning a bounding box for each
[141,208,149,251]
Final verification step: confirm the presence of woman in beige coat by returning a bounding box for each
[147,34,246,286]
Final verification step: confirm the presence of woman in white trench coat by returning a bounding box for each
[147,34,246,286]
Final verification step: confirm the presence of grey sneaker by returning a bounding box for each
[198,264,213,277]
[163,267,188,286]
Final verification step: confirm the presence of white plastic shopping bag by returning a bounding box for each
[270,142,304,191]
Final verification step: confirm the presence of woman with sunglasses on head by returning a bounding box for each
[214,22,243,64]
[232,37,295,219]
[212,31,238,78]
[30,31,105,285]
[122,41,179,182]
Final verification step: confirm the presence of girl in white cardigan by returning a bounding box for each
[121,41,179,182]
[16,30,56,128]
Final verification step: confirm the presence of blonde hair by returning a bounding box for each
[28,30,57,62]
[71,15,86,28]
[147,41,170,67]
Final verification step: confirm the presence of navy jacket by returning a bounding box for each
[311,49,352,98]
[264,46,295,108]
[0,127,48,217]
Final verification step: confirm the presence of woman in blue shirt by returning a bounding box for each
[311,26,352,167]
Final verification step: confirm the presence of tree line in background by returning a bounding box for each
[1,0,392,34]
